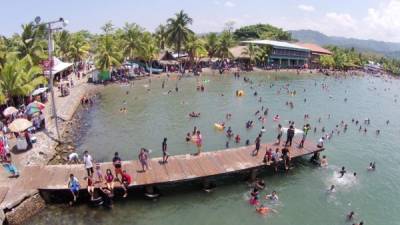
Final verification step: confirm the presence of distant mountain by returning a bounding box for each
[290,30,400,59]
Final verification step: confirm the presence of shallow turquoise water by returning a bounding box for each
[31,72,400,225]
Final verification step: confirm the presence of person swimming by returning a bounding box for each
[367,162,376,171]
[261,126,266,133]
[339,166,346,178]
[328,184,336,193]
[265,191,279,201]
[347,211,355,221]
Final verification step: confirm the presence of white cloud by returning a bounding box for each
[298,4,315,12]
[224,1,236,7]
[325,12,356,28]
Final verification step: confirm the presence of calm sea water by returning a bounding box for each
[31,72,400,225]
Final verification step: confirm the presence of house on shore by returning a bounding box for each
[295,43,332,68]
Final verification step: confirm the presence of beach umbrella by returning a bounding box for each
[31,87,48,96]
[8,118,33,132]
[281,127,304,135]
[3,106,18,117]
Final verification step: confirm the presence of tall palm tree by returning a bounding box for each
[94,35,122,71]
[15,23,47,65]
[68,33,90,64]
[185,36,207,68]
[205,33,218,59]
[166,10,194,57]
[0,36,8,70]
[54,30,72,61]
[242,44,258,65]
[137,32,159,74]
[216,31,235,59]
[120,23,143,60]
[154,24,168,50]
[0,54,47,105]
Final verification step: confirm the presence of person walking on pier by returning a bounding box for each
[68,173,80,204]
[139,148,149,172]
[161,137,169,163]
[83,151,94,177]
[112,152,123,181]
[252,134,261,156]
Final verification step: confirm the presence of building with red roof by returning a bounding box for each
[295,43,332,68]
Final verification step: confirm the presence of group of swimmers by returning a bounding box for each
[248,179,279,216]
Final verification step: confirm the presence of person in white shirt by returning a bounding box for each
[68,152,79,164]
[317,137,325,148]
[83,151,94,176]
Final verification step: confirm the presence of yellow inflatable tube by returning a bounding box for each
[236,90,245,97]
[214,123,225,130]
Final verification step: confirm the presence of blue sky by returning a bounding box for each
[2,0,400,42]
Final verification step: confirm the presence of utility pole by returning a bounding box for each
[35,17,68,142]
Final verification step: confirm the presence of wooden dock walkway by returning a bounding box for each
[0,138,323,208]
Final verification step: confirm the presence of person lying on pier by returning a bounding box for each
[104,169,115,191]
[68,173,80,204]
[120,170,131,198]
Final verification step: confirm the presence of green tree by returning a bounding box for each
[137,32,159,74]
[0,54,47,105]
[216,31,235,59]
[68,33,90,63]
[319,55,335,68]
[120,23,144,60]
[185,36,207,67]
[15,23,47,65]
[166,10,194,57]
[204,33,218,59]
[242,44,258,64]
[233,24,292,41]
[154,24,168,50]
[95,22,122,71]
[54,30,71,61]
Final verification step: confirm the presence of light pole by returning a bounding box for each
[34,16,68,142]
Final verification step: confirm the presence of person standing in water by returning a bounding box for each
[339,166,346,178]
[161,137,169,163]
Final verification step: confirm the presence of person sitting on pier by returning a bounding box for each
[120,170,131,198]
[317,137,325,148]
[68,173,80,204]
[99,186,114,209]
[263,148,272,164]
[104,169,115,191]
[87,174,95,200]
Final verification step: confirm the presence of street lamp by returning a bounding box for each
[34,16,68,142]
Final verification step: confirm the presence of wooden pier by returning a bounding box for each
[0,138,323,207]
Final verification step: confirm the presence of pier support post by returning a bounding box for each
[202,179,216,192]
[250,168,258,182]
[144,186,159,198]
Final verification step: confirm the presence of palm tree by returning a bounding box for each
[166,10,194,57]
[185,36,207,68]
[68,33,90,64]
[54,30,72,61]
[94,35,122,71]
[205,33,218,59]
[137,32,159,74]
[0,54,47,105]
[255,45,272,68]
[242,44,258,65]
[0,36,8,70]
[154,24,167,50]
[120,23,143,60]
[15,23,47,65]
[216,31,235,59]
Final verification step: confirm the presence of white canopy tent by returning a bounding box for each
[43,57,73,76]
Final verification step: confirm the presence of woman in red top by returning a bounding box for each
[104,169,114,191]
